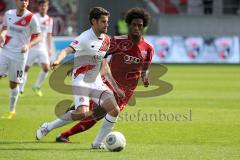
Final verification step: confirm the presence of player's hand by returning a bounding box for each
[115,87,125,99]
[51,60,60,71]
[141,71,149,87]
[48,49,53,57]
[143,77,149,87]
[21,44,30,53]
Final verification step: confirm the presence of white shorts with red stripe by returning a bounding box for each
[72,68,113,109]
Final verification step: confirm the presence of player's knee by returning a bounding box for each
[92,107,107,120]
[9,81,18,89]
[42,67,49,72]
[25,66,30,72]
[108,106,120,117]
[42,64,49,72]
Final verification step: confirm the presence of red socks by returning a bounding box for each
[61,115,98,137]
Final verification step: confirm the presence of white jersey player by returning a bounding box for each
[0,0,41,119]
[36,7,125,149]
[19,0,53,97]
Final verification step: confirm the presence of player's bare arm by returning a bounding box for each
[51,46,75,70]
[102,59,125,99]
[47,33,53,57]
[21,33,42,53]
[0,25,7,47]
[141,70,150,87]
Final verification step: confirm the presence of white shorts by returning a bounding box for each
[0,52,25,83]
[26,49,50,66]
[72,72,113,109]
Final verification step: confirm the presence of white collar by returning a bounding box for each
[90,27,104,40]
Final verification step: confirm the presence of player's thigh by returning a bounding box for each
[0,53,9,77]
[72,74,91,109]
[8,60,25,84]
[39,52,50,69]
[26,50,38,67]
[91,102,107,120]
[91,81,119,114]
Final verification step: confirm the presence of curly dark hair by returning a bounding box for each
[37,0,49,5]
[125,8,151,27]
[89,7,110,25]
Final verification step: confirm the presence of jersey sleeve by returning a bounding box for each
[143,45,154,71]
[47,18,53,34]
[108,36,118,54]
[69,35,84,52]
[2,11,8,27]
[31,15,41,34]
[146,46,154,63]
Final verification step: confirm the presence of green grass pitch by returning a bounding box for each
[0,64,240,160]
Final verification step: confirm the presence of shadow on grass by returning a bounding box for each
[0,148,109,152]
[0,141,66,145]
[0,141,109,152]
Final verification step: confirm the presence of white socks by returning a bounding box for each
[34,70,48,88]
[47,119,72,131]
[92,114,118,146]
[19,72,28,93]
[47,111,73,131]
[20,70,48,92]
[9,87,19,112]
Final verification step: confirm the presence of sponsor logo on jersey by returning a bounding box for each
[21,20,26,25]
[72,40,79,45]
[14,13,33,27]
[140,51,147,59]
[9,26,23,33]
[124,55,141,64]
[118,40,133,51]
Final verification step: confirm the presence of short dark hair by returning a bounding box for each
[37,0,49,5]
[125,8,151,27]
[89,7,110,25]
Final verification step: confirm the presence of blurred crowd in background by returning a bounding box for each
[1,0,240,36]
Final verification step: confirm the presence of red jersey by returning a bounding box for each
[105,35,154,109]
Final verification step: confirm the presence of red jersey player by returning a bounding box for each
[56,8,154,147]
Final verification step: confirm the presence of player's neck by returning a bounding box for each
[40,13,45,17]
[40,12,46,17]
[92,27,102,38]
[16,9,26,16]
[131,35,142,44]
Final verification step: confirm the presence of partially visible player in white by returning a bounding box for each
[19,0,53,97]
[0,0,41,119]
[36,7,125,149]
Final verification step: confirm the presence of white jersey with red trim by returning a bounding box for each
[70,28,110,81]
[31,13,53,51]
[1,9,41,61]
